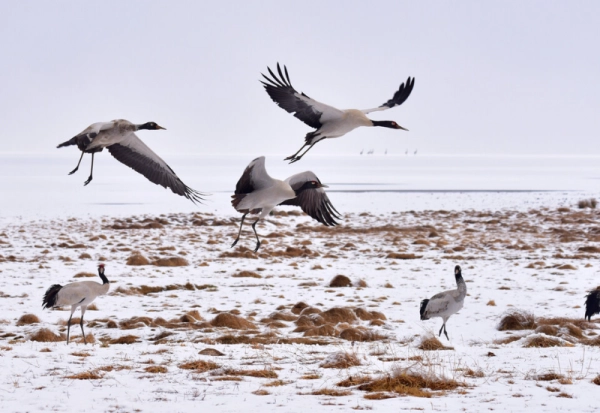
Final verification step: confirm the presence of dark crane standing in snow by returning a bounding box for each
[57,119,205,204]
[261,63,415,163]
[585,287,600,321]
[42,264,110,344]
[420,265,467,340]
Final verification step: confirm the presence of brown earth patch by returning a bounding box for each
[30,328,64,342]
[16,314,40,326]
[329,275,352,287]
[153,257,189,267]
[232,271,261,278]
[179,360,220,372]
[210,313,257,330]
[498,310,536,331]
[320,352,361,369]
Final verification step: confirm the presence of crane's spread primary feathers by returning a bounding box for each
[230,156,340,251]
[57,119,206,204]
[585,288,600,321]
[420,265,466,340]
[261,63,415,163]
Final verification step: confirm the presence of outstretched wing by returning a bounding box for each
[107,132,205,204]
[361,77,415,114]
[279,171,341,226]
[261,63,344,129]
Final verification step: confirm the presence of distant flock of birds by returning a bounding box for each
[44,64,600,344]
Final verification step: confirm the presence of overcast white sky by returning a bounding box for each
[1,1,599,156]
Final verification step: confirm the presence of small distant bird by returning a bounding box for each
[585,287,600,321]
[57,119,205,204]
[42,264,110,344]
[231,156,340,251]
[420,265,467,340]
[414,149,418,155]
[261,63,415,163]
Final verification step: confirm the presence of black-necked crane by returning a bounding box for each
[57,119,205,204]
[231,156,340,252]
[585,287,600,321]
[420,265,467,340]
[261,63,415,163]
[42,263,110,344]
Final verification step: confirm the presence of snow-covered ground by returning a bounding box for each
[1,154,599,412]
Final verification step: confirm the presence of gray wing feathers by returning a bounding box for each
[107,133,204,204]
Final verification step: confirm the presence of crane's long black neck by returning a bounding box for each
[455,268,466,296]
[371,120,397,129]
[98,268,109,284]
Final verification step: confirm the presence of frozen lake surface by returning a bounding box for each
[1,153,599,220]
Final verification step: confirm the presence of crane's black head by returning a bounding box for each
[371,120,408,131]
[296,179,328,195]
[139,122,166,131]
[454,265,462,276]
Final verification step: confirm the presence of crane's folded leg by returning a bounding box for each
[84,153,95,186]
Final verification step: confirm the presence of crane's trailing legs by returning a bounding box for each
[84,153,95,186]
[251,217,261,252]
[69,151,85,175]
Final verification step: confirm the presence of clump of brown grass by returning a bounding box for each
[364,392,397,400]
[303,324,338,337]
[592,375,600,385]
[337,376,373,387]
[557,392,573,398]
[320,351,361,369]
[486,300,496,306]
[65,370,103,380]
[109,335,139,345]
[178,359,221,372]
[221,368,278,378]
[153,257,189,267]
[530,372,564,381]
[252,389,270,396]
[264,379,292,387]
[73,272,96,278]
[16,314,40,326]
[386,253,422,260]
[578,198,597,209]
[354,308,386,321]
[126,253,150,266]
[535,325,558,336]
[497,310,536,331]
[232,270,261,278]
[357,369,463,398]
[309,388,352,397]
[418,335,452,351]
[30,328,64,342]
[339,327,385,342]
[145,366,168,373]
[180,310,202,322]
[320,307,358,324]
[493,335,522,345]
[329,275,352,287]
[300,373,321,380]
[291,301,309,314]
[464,369,485,378]
[210,313,257,330]
[198,348,225,357]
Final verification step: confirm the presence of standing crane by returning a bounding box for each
[42,264,110,344]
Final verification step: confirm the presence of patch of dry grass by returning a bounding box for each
[30,328,64,342]
[153,257,189,267]
[126,253,150,266]
[337,376,373,387]
[210,313,257,329]
[497,310,536,331]
[178,360,221,372]
[385,253,422,260]
[524,335,565,348]
[109,335,139,345]
[221,369,278,378]
[16,314,40,326]
[321,352,361,369]
[418,335,453,351]
[320,307,358,324]
[232,270,262,278]
[330,275,352,287]
[357,370,464,398]
[73,272,96,278]
[65,370,103,380]
[309,388,352,396]
[144,366,168,373]
[592,375,600,385]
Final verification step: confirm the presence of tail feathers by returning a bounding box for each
[585,290,600,321]
[57,137,78,148]
[420,299,430,320]
[42,284,63,309]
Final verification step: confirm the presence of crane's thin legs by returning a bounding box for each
[439,323,449,340]
[284,143,308,163]
[66,310,75,345]
[80,307,87,344]
[69,152,85,175]
[286,142,319,164]
[231,213,248,248]
[84,153,95,186]
[251,218,261,252]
